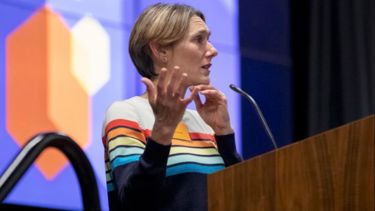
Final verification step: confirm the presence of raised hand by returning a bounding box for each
[141,66,198,145]
[192,85,233,135]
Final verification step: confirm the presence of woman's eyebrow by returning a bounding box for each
[191,29,211,37]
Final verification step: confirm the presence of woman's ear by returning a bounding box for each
[149,41,168,63]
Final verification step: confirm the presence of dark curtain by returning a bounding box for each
[292,0,375,140]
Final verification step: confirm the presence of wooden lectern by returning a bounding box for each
[208,115,374,211]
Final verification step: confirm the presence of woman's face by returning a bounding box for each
[166,15,218,86]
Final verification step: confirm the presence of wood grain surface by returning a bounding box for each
[208,115,374,211]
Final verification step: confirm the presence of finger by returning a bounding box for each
[141,77,156,103]
[191,88,203,108]
[167,66,181,97]
[199,89,224,97]
[176,72,189,98]
[193,84,215,91]
[156,68,168,96]
[199,89,227,103]
[199,90,218,95]
[182,86,199,105]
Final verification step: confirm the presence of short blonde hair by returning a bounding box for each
[129,3,205,79]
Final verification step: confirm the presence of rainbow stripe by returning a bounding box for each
[104,119,225,187]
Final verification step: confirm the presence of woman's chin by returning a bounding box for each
[195,78,210,85]
[187,76,210,86]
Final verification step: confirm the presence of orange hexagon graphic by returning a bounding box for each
[6,6,90,180]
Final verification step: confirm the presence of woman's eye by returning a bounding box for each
[195,36,203,43]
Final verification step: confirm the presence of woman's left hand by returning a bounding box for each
[192,85,234,135]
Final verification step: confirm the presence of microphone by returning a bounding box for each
[229,84,278,149]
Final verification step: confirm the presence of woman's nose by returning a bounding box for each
[206,42,218,57]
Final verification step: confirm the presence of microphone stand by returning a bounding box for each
[229,84,278,149]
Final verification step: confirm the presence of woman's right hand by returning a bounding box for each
[141,66,198,145]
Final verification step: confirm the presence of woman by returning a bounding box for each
[102,3,242,210]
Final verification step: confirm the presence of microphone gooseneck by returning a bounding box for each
[229,84,278,149]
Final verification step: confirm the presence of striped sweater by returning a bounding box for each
[102,96,242,210]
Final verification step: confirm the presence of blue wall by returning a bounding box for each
[239,0,293,158]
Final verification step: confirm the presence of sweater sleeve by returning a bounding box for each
[103,101,171,208]
[215,133,243,166]
[112,137,170,200]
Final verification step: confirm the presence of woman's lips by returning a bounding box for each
[201,63,212,69]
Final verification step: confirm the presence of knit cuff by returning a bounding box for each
[142,137,171,165]
[215,133,237,155]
